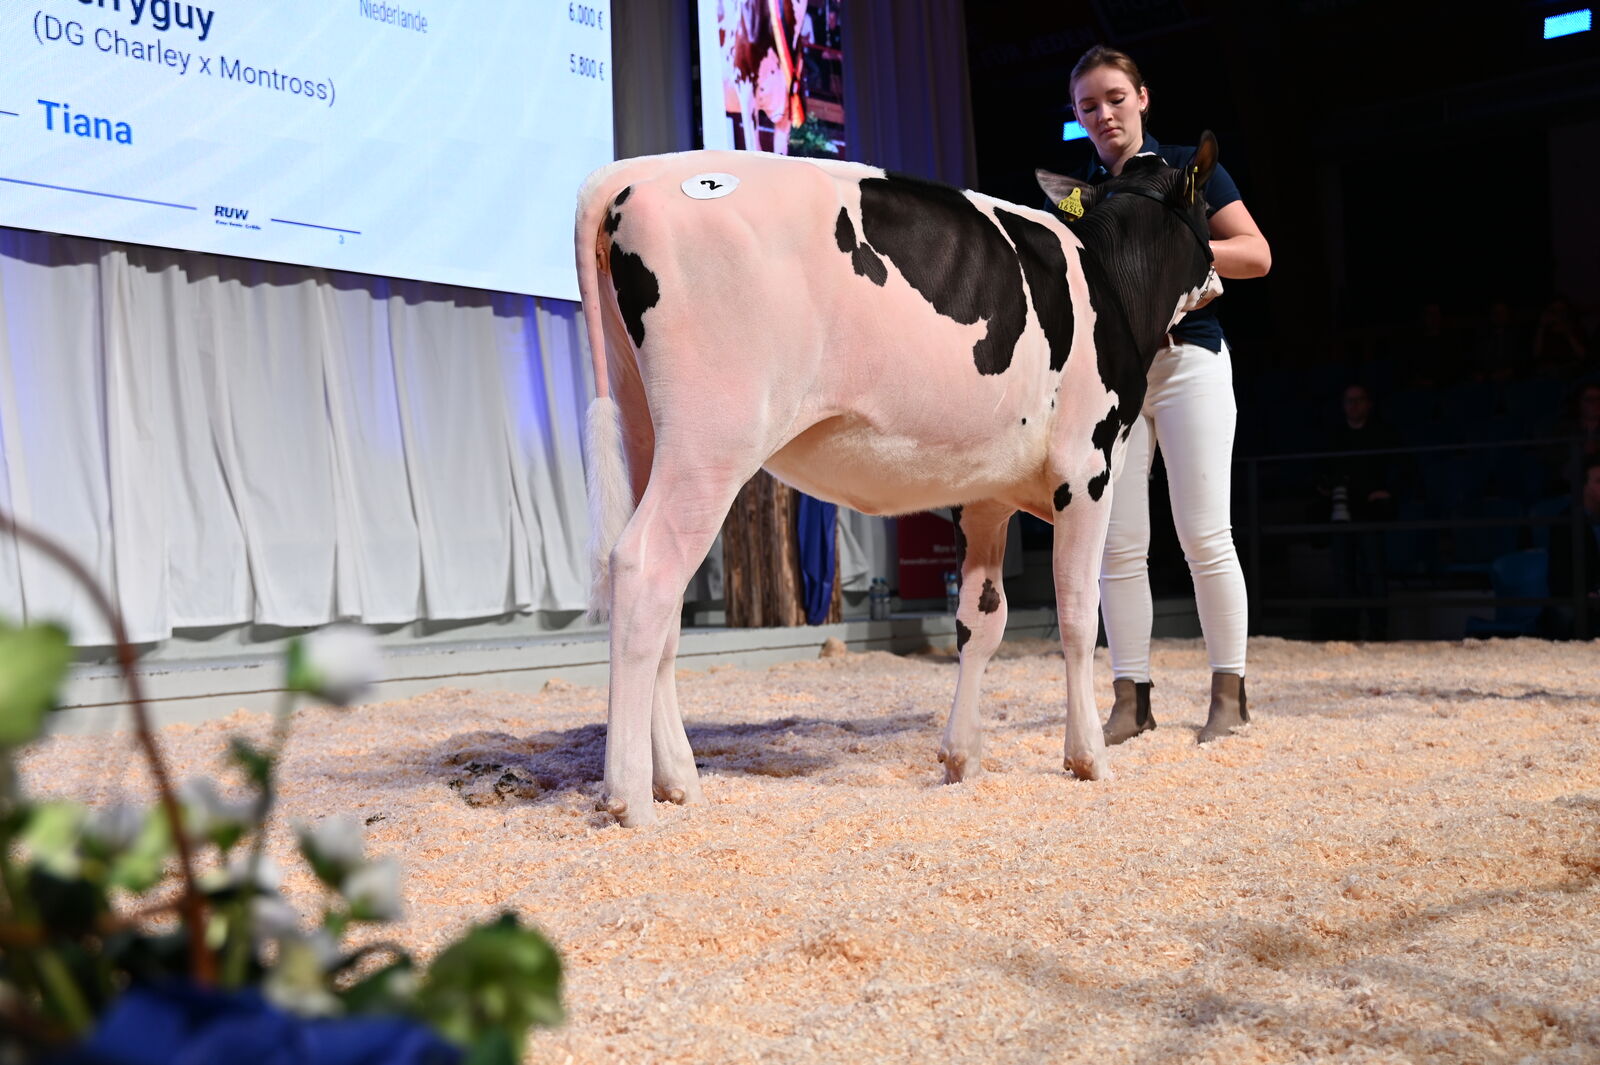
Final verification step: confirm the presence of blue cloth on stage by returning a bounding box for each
[53,984,460,1065]
[796,493,838,625]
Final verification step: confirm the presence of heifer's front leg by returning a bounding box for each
[650,608,705,805]
[938,501,1014,784]
[604,482,738,827]
[1051,484,1114,782]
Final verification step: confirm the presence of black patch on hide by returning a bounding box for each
[1086,403,1122,502]
[978,579,1000,614]
[1091,405,1120,477]
[993,208,1075,373]
[611,248,660,348]
[604,187,633,237]
[1053,482,1072,511]
[834,207,888,286]
[857,172,1028,375]
[1076,247,1146,435]
[955,620,972,652]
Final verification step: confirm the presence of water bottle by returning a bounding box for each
[945,571,960,615]
[869,578,889,620]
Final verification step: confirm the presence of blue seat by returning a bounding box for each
[1452,497,1522,568]
[1384,499,1436,576]
[1442,381,1497,425]
[1418,453,1474,510]
[1389,389,1443,445]
[1465,549,1549,637]
[1503,379,1564,425]
[1527,495,1571,553]
[1486,447,1551,505]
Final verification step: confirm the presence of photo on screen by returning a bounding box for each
[697,0,843,157]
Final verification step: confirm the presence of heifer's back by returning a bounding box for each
[577,151,1109,525]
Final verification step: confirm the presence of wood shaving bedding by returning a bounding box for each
[22,637,1600,1064]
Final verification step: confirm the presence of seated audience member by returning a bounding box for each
[1533,295,1590,379]
[1545,456,1600,636]
[1317,384,1399,639]
[1319,384,1400,520]
[1549,382,1600,489]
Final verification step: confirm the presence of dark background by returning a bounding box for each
[963,0,1600,630]
[966,0,1600,365]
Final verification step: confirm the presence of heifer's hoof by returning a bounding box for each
[937,748,980,784]
[653,778,705,805]
[1064,753,1112,782]
[595,795,657,828]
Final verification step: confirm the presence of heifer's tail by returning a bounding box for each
[585,395,632,620]
[576,160,644,620]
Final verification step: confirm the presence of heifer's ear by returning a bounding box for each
[1182,130,1219,208]
[1036,169,1094,221]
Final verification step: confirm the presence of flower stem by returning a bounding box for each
[0,802,94,1034]
[0,508,214,985]
[223,689,296,988]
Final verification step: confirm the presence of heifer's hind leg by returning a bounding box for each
[651,608,705,805]
[1052,484,1114,782]
[938,501,1014,784]
[604,476,742,827]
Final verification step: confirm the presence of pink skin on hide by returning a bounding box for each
[575,149,1218,825]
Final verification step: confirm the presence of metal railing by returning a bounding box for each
[1237,436,1592,639]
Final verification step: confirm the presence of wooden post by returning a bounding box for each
[722,471,843,627]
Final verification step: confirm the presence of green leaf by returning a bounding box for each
[284,637,314,695]
[461,1028,519,1065]
[107,807,172,894]
[228,736,274,790]
[339,956,417,1016]
[21,801,86,877]
[416,913,563,1057]
[0,622,72,747]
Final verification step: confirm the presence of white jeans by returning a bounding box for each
[1099,340,1247,681]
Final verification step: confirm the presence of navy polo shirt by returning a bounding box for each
[1080,133,1240,353]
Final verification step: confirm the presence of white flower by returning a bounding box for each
[178,777,258,846]
[201,852,283,895]
[250,892,304,941]
[263,933,342,1017]
[341,857,402,922]
[297,816,365,886]
[82,804,144,856]
[290,624,382,706]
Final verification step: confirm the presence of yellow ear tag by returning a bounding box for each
[1057,187,1084,218]
[1188,165,1198,206]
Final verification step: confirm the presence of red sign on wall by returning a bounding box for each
[897,511,959,599]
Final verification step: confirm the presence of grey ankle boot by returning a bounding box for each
[1103,678,1155,745]
[1198,672,1249,744]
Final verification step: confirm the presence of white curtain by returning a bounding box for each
[0,228,592,646]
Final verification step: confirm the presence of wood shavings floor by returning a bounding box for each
[25,636,1600,1064]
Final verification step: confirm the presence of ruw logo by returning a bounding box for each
[214,206,249,220]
